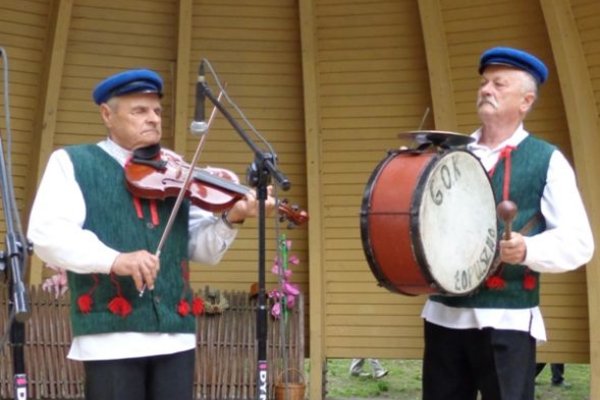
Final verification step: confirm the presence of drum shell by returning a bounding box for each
[361,151,436,295]
[360,149,497,296]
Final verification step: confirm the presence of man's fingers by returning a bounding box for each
[132,270,144,291]
[111,251,160,291]
[140,256,158,290]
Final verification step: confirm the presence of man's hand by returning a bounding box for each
[224,185,277,224]
[498,232,527,265]
[111,250,160,291]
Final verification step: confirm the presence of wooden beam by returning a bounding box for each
[540,1,600,398]
[417,0,458,131]
[298,0,326,398]
[25,0,74,283]
[173,0,193,154]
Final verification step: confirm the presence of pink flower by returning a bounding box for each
[288,255,300,265]
[271,301,282,319]
[268,288,282,301]
[283,282,300,296]
[286,294,296,309]
[269,238,303,319]
[271,262,293,280]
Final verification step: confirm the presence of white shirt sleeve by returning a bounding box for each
[523,150,594,273]
[27,149,118,274]
[187,206,238,265]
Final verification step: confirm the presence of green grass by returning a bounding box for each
[323,359,590,399]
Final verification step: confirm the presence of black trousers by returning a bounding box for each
[535,363,564,384]
[83,349,195,400]
[422,321,536,400]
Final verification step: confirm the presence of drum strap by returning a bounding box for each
[489,211,544,274]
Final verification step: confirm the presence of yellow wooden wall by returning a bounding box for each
[2,1,600,399]
[315,0,431,360]
[55,0,177,147]
[542,0,600,395]
[185,0,308,292]
[0,0,51,241]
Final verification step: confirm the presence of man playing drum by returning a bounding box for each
[420,47,594,400]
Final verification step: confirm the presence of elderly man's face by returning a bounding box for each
[100,93,163,150]
[477,66,534,124]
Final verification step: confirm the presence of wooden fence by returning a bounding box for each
[0,284,304,400]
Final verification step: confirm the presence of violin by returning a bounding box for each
[124,145,308,227]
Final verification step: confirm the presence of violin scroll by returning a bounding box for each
[278,199,309,228]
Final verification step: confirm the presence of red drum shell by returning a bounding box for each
[360,149,497,296]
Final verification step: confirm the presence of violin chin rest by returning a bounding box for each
[132,143,162,160]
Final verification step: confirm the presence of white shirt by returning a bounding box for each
[421,125,594,341]
[27,139,239,360]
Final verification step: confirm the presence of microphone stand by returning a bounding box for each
[0,48,32,400]
[200,80,290,400]
[0,127,31,400]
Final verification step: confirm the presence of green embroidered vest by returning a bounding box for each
[65,145,196,336]
[431,135,554,309]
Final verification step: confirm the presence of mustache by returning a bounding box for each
[477,96,498,109]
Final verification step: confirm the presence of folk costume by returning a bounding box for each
[421,48,594,400]
[28,69,239,400]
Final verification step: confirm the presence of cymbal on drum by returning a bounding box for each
[399,130,475,148]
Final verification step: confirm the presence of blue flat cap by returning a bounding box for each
[479,47,548,85]
[92,69,163,105]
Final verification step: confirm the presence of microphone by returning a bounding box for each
[190,61,208,135]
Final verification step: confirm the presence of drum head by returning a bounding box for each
[412,150,497,295]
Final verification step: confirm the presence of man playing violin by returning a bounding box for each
[27,68,276,400]
[420,47,594,400]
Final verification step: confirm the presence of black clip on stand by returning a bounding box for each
[0,128,32,400]
[200,81,290,400]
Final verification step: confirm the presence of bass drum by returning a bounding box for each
[360,149,497,296]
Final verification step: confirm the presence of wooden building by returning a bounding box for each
[0,1,599,399]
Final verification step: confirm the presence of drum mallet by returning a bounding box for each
[496,200,517,240]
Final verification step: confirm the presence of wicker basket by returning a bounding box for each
[274,368,305,400]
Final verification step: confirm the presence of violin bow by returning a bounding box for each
[139,87,225,297]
